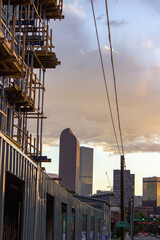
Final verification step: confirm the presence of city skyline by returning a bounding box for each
[43,0,160,196]
[43,142,160,196]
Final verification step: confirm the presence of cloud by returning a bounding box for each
[96,14,105,21]
[139,0,160,13]
[110,19,126,27]
[142,40,154,49]
[64,0,85,18]
[102,45,119,54]
[41,0,160,155]
[43,39,160,154]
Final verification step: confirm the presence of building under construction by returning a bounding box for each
[0,0,105,239]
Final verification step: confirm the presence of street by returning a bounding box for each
[134,234,160,240]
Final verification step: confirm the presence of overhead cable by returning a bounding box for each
[105,0,124,156]
[90,0,121,156]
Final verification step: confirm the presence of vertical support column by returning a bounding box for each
[33,74,36,106]
[11,15,16,55]
[17,110,22,145]
[25,68,29,96]
[30,134,32,157]
[21,34,26,75]
[29,68,33,104]
[50,29,52,52]
[36,68,41,156]
[26,130,29,155]
[22,113,24,151]
[24,111,28,154]
[0,77,3,131]
[34,137,36,156]
[7,0,10,37]
[46,23,49,54]
[121,155,125,240]
[40,70,45,156]
[11,105,15,138]
[0,0,2,30]
[0,138,6,239]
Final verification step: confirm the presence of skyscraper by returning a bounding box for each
[143,177,160,213]
[79,147,93,196]
[112,169,135,206]
[59,128,80,193]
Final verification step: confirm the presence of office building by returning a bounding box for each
[143,177,160,213]
[112,169,135,206]
[135,206,154,218]
[79,147,93,196]
[59,128,80,193]
[134,196,142,207]
[97,190,108,195]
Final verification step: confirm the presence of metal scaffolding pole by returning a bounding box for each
[40,70,45,156]
[36,67,41,156]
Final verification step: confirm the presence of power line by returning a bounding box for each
[105,0,124,156]
[90,0,121,156]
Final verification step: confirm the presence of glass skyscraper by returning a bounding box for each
[79,147,93,196]
[59,128,80,193]
[143,177,160,213]
[112,169,135,206]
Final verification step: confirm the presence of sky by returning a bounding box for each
[42,0,160,196]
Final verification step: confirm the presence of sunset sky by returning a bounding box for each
[42,0,160,196]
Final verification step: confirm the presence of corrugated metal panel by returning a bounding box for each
[0,132,104,240]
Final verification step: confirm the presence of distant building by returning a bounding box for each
[47,173,59,184]
[135,206,154,218]
[91,192,115,238]
[59,128,80,193]
[134,196,142,207]
[79,147,93,196]
[96,190,108,195]
[74,192,115,239]
[111,206,121,234]
[112,169,135,206]
[143,177,160,214]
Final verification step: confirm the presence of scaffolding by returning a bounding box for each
[0,0,63,164]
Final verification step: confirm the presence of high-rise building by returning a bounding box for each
[59,128,80,193]
[134,196,142,207]
[112,169,135,206]
[79,147,93,196]
[143,177,160,213]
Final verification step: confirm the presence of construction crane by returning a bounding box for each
[105,171,113,191]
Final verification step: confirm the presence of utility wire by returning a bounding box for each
[105,0,124,156]
[90,0,121,156]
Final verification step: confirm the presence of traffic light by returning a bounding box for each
[153,216,156,221]
[142,217,145,221]
[149,222,152,225]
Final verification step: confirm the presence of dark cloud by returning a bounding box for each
[110,19,126,27]
[96,14,105,21]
